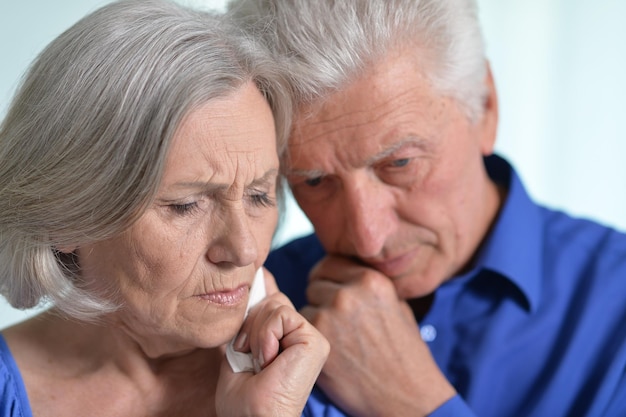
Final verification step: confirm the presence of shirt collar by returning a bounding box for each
[471,154,544,312]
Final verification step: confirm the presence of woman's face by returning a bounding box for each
[77,83,280,357]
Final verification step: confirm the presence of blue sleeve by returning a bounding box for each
[301,387,350,417]
[428,395,478,417]
[265,234,325,309]
[0,379,23,417]
[0,336,32,417]
[599,369,626,417]
[301,388,477,417]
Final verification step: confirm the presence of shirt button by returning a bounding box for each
[420,324,437,342]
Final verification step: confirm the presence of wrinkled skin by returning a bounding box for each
[5,82,328,417]
[286,51,502,416]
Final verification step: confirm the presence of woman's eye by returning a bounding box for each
[169,202,199,216]
[250,192,275,208]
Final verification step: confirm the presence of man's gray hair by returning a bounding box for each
[0,0,292,320]
[228,0,487,121]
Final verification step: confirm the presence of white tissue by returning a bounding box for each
[225,268,266,373]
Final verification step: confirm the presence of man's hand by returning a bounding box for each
[300,255,456,417]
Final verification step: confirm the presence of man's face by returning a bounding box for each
[285,52,500,299]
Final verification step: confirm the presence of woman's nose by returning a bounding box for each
[206,206,258,267]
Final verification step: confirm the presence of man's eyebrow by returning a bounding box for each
[284,168,326,178]
[366,136,428,165]
[284,137,427,178]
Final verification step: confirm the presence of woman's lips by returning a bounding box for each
[197,284,248,306]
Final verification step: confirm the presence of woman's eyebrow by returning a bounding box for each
[169,168,280,191]
[249,168,280,188]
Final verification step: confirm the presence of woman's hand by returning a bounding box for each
[216,269,329,417]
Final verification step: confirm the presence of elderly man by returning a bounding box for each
[229,0,626,416]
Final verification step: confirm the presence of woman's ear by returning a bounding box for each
[53,245,81,275]
[55,245,78,254]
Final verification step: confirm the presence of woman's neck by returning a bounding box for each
[3,310,223,417]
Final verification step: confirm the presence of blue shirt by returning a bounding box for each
[266,155,626,417]
[0,335,32,417]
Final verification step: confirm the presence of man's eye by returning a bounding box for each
[390,158,410,168]
[305,177,323,187]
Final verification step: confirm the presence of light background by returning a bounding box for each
[1,0,625,328]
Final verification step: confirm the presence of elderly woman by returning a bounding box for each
[0,0,329,416]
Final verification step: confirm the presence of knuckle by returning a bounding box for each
[308,306,331,329]
[331,286,360,311]
[360,270,394,296]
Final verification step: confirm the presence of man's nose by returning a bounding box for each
[206,206,258,267]
[342,179,393,258]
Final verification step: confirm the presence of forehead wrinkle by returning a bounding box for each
[293,106,394,145]
[220,151,252,200]
[294,84,429,145]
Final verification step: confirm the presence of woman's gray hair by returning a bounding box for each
[228,0,487,121]
[0,0,292,320]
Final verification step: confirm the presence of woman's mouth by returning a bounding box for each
[197,285,248,306]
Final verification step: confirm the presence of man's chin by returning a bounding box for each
[394,274,441,300]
